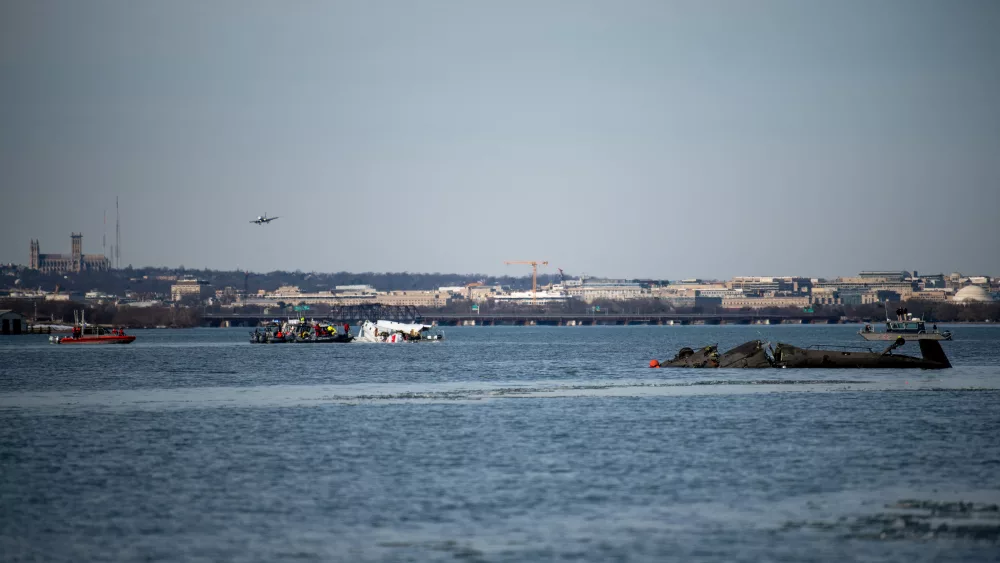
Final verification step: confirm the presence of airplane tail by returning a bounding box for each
[918,340,951,368]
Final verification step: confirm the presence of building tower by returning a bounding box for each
[71,233,83,273]
[29,240,39,269]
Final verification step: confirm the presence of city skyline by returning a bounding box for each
[2,1,999,278]
[5,243,997,283]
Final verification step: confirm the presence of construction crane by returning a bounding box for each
[504,260,549,304]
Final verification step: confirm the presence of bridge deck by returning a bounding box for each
[201,311,844,326]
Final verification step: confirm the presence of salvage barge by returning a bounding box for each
[650,338,951,370]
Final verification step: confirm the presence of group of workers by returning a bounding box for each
[253,320,352,342]
[68,326,127,338]
[895,306,910,321]
[311,322,351,338]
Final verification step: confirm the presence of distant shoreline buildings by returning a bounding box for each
[3,247,997,310]
[183,270,996,310]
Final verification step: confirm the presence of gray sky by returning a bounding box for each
[2,0,998,279]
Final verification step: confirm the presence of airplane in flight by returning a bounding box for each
[250,213,279,225]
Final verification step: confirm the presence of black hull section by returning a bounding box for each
[249,334,354,344]
[652,339,950,370]
[293,335,355,344]
[772,340,949,370]
[656,341,773,368]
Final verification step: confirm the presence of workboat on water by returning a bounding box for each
[355,320,444,343]
[248,318,440,344]
[650,337,951,370]
[859,318,952,341]
[50,311,135,345]
[250,319,354,344]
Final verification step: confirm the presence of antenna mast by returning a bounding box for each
[115,196,121,269]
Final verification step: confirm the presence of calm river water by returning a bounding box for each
[2,325,998,562]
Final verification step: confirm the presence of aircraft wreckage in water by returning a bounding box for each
[649,338,951,370]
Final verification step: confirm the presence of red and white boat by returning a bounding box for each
[50,311,136,345]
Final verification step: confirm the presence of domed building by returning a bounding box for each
[953,285,993,303]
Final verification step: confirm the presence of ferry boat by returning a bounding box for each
[50,311,136,345]
[859,318,952,341]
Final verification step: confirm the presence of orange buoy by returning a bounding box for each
[649,359,660,368]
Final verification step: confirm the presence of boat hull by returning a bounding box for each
[859,332,951,341]
[292,335,354,344]
[249,334,354,344]
[57,336,136,345]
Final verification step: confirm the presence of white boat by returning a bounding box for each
[356,320,444,343]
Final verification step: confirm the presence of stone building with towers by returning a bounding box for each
[29,234,111,273]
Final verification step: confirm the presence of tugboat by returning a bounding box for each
[50,311,135,345]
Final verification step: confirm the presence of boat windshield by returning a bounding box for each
[887,321,924,332]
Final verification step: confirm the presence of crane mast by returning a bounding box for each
[504,260,549,304]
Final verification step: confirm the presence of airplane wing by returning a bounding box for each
[266,216,280,222]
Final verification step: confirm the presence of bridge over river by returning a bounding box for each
[201,309,846,327]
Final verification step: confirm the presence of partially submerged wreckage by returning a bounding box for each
[650,338,951,370]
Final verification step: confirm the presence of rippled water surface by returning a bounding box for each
[2,325,999,561]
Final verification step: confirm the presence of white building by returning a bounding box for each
[953,285,993,303]
[564,283,644,303]
[170,279,212,302]
[492,291,572,304]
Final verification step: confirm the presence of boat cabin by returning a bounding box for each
[885,320,929,334]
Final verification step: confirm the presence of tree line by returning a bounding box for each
[7,266,563,297]
[0,299,202,328]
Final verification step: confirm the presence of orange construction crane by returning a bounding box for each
[504,260,549,304]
